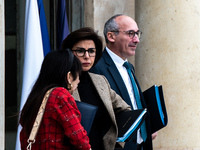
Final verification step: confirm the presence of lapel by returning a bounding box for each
[90,72,117,123]
[102,50,132,106]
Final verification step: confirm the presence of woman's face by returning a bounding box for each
[72,40,96,71]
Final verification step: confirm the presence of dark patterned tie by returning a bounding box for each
[123,61,147,142]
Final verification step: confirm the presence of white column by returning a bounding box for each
[136,0,200,149]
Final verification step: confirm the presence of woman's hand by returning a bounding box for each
[152,132,158,140]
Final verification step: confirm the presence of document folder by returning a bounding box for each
[76,101,98,134]
[143,85,168,133]
[116,109,147,142]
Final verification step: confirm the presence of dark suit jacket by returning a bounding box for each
[90,48,153,150]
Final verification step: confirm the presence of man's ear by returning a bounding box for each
[107,32,115,43]
[66,71,73,84]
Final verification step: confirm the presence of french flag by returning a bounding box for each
[15,0,51,149]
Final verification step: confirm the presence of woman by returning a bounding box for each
[61,27,131,150]
[19,49,91,150]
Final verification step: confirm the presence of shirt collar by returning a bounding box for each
[106,47,127,68]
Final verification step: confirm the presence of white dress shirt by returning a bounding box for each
[106,47,143,144]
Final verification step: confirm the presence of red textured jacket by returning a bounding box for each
[20,87,91,150]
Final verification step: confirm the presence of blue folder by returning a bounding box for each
[143,85,168,133]
[76,101,98,134]
[116,109,147,142]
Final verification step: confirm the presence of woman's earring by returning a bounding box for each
[67,83,73,90]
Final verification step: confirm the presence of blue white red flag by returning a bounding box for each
[15,0,50,149]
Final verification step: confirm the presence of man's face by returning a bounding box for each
[112,16,140,60]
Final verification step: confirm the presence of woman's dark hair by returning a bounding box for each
[61,27,103,66]
[19,49,82,135]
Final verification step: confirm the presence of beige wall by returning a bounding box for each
[136,0,200,149]
[85,0,200,149]
[0,0,5,149]
[93,0,135,38]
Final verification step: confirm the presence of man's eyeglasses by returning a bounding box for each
[111,30,142,39]
[72,48,96,57]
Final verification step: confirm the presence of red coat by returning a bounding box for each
[20,87,91,150]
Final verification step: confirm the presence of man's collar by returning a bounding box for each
[106,47,128,67]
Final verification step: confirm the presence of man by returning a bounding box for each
[90,14,157,150]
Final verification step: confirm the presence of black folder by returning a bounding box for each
[116,109,147,142]
[143,85,168,133]
[76,101,98,134]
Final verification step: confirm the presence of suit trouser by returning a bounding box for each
[137,142,144,150]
